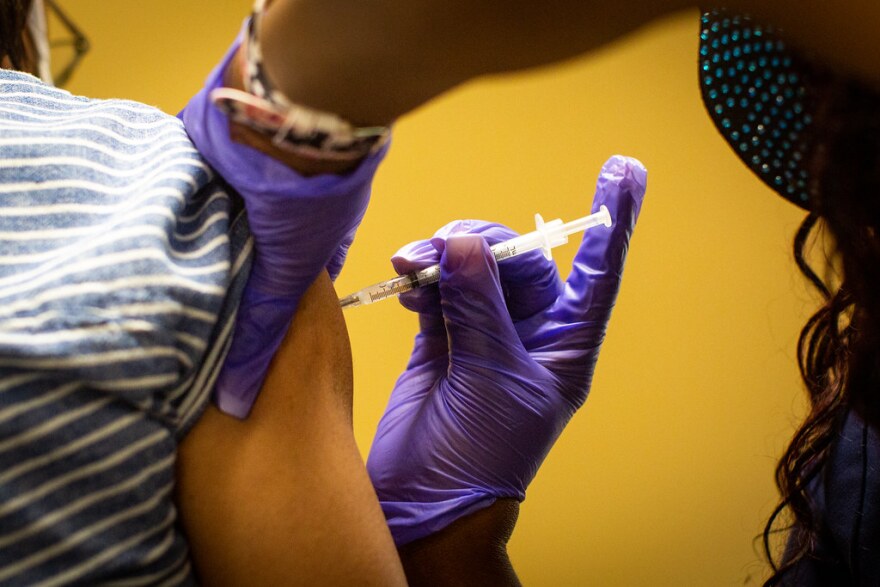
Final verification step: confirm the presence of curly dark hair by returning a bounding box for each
[763,70,880,583]
[0,0,34,71]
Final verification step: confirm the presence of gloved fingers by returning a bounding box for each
[393,216,563,323]
[431,222,563,321]
[391,220,515,316]
[497,247,562,321]
[391,220,513,317]
[326,256,344,284]
[245,215,354,297]
[326,238,353,282]
[392,238,443,316]
[553,155,646,335]
[439,234,530,369]
[388,236,448,366]
[239,165,376,297]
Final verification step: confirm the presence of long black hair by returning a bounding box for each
[0,0,34,71]
[764,70,880,583]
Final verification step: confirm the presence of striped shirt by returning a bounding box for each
[0,69,252,585]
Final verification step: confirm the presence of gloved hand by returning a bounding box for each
[181,33,388,418]
[366,155,646,545]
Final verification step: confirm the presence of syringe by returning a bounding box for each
[339,206,613,309]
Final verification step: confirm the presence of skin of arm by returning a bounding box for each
[398,499,523,586]
[175,272,406,586]
[255,0,879,126]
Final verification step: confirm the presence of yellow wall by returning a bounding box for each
[64,2,815,584]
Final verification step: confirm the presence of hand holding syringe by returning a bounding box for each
[364,155,646,545]
[339,206,613,309]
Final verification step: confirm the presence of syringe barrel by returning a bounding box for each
[355,264,443,306]
[412,264,442,287]
[365,273,421,303]
[489,233,546,262]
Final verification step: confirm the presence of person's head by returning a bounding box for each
[1,0,51,81]
[699,10,880,584]
[765,73,880,584]
[0,0,34,71]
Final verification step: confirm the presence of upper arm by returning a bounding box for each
[253,0,879,128]
[257,0,696,124]
[175,272,406,586]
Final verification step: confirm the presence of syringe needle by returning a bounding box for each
[339,294,363,309]
[340,206,612,309]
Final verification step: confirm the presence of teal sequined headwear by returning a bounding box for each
[699,10,818,209]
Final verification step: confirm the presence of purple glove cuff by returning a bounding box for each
[179,25,389,211]
[383,494,498,546]
[179,24,389,295]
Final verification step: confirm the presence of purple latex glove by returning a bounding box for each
[366,155,646,545]
[181,32,388,418]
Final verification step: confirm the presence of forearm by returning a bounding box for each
[258,0,695,125]
[251,0,880,128]
[398,500,522,587]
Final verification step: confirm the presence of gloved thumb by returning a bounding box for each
[439,234,528,368]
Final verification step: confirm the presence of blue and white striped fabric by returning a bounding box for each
[0,70,251,585]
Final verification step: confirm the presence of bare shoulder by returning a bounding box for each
[176,273,405,586]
